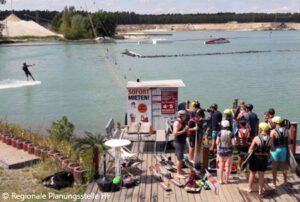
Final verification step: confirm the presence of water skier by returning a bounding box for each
[22,62,35,81]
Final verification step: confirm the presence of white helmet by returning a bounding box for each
[177,110,186,116]
[221,120,230,128]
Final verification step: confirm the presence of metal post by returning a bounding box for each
[290,122,298,154]
[202,144,209,171]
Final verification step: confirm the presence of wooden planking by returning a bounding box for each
[84,139,300,202]
[144,143,153,202]
[83,181,96,202]
[123,142,137,202]
[171,152,184,202]
[136,142,148,202]
[285,175,300,202]
[225,176,247,202]
[235,173,263,202]
[131,141,146,202]
[151,151,159,202]
[156,153,165,202]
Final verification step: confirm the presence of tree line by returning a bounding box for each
[1,10,300,24]
[1,9,300,39]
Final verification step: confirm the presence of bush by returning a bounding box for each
[47,116,75,142]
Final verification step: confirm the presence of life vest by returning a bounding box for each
[237,128,251,147]
[255,134,271,154]
[174,118,187,143]
[187,119,196,135]
[274,128,289,147]
[218,130,233,156]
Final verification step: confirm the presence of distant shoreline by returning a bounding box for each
[116,22,300,36]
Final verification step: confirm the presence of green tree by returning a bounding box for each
[69,14,87,39]
[59,6,74,38]
[91,12,116,37]
[51,12,62,32]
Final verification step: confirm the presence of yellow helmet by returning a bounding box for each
[272,116,283,124]
[259,122,270,132]
[223,108,232,116]
[191,100,200,108]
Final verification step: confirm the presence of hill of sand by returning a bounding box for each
[1,14,60,38]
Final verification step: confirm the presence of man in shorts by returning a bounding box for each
[173,110,189,179]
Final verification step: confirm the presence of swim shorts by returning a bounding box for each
[270,147,287,162]
[174,142,185,161]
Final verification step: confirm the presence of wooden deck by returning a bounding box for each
[84,141,300,202]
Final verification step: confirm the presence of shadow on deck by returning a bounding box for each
[84,141,300,202]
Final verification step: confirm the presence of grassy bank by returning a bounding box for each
[0,160,87,202]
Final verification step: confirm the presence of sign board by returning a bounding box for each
[161,89,178,114]
[127,88,152,125]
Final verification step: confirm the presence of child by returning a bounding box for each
[246,122,273,197]
[217,120,235,184]
[235,119,251,170]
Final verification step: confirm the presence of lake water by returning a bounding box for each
[0,31,300,137]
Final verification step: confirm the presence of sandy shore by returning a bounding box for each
[117,22,300,36]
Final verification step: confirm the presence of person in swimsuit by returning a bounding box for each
[22,62,35,81]
[270,116,290,187]
[246,122,273,197]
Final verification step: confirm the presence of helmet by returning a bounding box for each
[259,122,270,132]
[272,116,283,124]
[221,120,230,128]
[177,110,186,116]
[191,100,200,108]
[223,108,232,116]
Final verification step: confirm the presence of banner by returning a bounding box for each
[127,88,152,125]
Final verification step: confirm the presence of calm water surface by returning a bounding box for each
[0,31,300,137]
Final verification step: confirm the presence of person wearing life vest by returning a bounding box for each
[246,122,273,197]
[209,104,222,152]
[216,120,235,184]
[187,111,205,163]
[173,110,189,179]
[235,119,251,170]
[270,116,290,187]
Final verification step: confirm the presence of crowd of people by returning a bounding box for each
[172,99,292,197]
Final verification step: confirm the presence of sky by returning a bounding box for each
[0,0,300,14]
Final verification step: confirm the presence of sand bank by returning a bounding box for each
[117,22,300,36]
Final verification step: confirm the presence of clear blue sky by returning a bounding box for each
[1,0,300,13]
